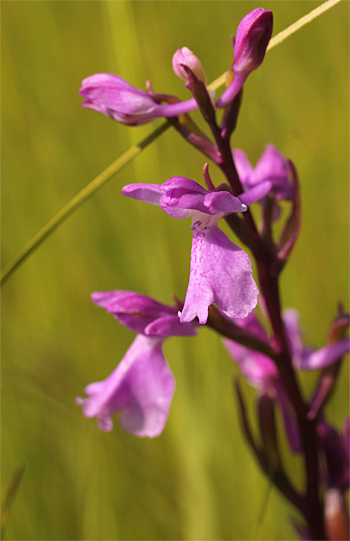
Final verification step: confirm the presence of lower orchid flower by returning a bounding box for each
[122,177,271,324]
[77,291,196,437]
[233,144,293,221]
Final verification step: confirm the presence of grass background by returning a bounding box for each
[2,1,349,539]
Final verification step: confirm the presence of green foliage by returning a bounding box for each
[2,1,348,539]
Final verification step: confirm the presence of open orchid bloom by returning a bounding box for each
[233,144,293,200]
[77,291,196,436]
[77,335,175,437]
[233,144,293,221]
[79,73,198,126]
[122,177,272,324]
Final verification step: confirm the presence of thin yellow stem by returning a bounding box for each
[1,0,342,286]
[267,0,342,51]
[207,0,343,92]
[0,123,169,285]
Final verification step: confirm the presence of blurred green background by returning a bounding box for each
[2,1,349,539]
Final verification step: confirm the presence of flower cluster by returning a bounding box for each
[77,7,349,540]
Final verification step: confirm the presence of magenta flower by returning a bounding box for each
[233,144,294,222]
[233,144,292,201]
[224,306,350,451]
[91,290,197,337]
[77,291,196,436]
[122,177,267,324]
[283,307,349,372]
[223,312,278,388]
[79,73,198,126]
[217,8,273,108]
[300,338,350,371]
[77,335,175,437]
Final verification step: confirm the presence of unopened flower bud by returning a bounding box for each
[233,8,273,75]
[324,488,350,541]
[172,47,207,85]
[217,9,273,108]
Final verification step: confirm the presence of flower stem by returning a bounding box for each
[254,243,326,540]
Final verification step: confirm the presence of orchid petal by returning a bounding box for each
[91,290,174,334]
[223,338,278,388]
[233,149,254,186]
[122,183,165,205]
[300,338,350,370]
[238,180,272,206]
[77,335,175,437]
[179,215,258,324]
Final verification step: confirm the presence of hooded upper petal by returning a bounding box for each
[76,335,175,437]
[160,179,247,218]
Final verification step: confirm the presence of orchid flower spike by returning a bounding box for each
[79,73,198,126]
[217,8,273,108]
[122,178,270,324]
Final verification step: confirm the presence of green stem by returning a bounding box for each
[0,122,169,286]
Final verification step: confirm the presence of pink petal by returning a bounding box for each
[77,335,175,437]
[179,215,258,324]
